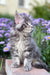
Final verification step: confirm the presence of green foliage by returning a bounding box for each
[34,6,50,20]
[30,0,50,68]
[0,58,3,72]
[0,18,13,58]
[0,13,14,20]
[33,23,50,69]
[30,0,50,20]
[41,39,50,67]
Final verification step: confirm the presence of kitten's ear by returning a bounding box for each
[15,11,22,24]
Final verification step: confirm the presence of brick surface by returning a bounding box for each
[5,59,50,75]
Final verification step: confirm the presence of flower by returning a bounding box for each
[47,28,50,34]
[8,21,13,27]
[4,33,10,37]
[45,24,50,29]
[7,39,10,41]
[0,26,2,29]
[20,13,28,17]
[44,36,50,40]
[3,47,10,52]
[5,39,8,42]
[41,27,46,30]
[7,30,10,33]
[0,18,2,23]
[0,41,5,44]
[0,34,3,37]
[33,19,40,25]
[44,20,48,24]
[0,18,11,23]
[41,30,47,33]
[38,18,44,22]
[6,42,11,48]
[0,23,6,27]
[48,20,50,24]
[0,30,5,34]
[42,23,48,26]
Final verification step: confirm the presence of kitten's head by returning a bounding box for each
[14,11,34,33]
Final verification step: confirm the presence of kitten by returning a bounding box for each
[9,11,47,71]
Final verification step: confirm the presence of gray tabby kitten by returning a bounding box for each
[9,12,47,71]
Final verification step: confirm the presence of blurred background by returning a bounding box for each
[0,0,50,73]
[0,0,50,20]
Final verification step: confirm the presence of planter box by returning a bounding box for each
[5,59,50,75]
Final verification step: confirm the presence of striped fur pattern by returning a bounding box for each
[9,12,47,71]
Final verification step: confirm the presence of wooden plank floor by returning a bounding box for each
[0,58,7,75]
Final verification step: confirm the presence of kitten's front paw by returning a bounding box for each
[23,65,32,71]
[10,63,20,68]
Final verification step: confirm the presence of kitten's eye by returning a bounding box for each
[26,23,28,25]
[22,24,27,28]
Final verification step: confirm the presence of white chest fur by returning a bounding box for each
[15,39,25,58]
[15,34,31,58]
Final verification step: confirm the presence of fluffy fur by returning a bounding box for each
[9,11,47,71]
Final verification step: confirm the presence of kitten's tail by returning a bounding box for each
[32,59,49,71]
